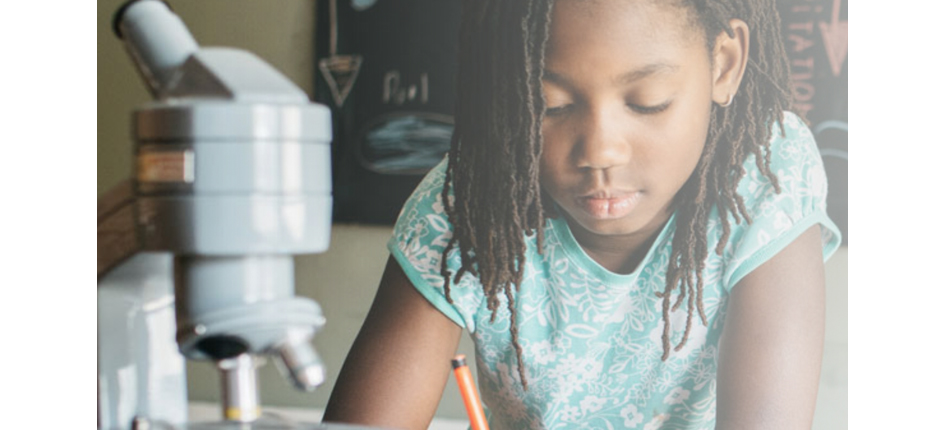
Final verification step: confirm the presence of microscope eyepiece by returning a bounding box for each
[112,0,175,39]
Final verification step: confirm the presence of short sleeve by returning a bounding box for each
[386,156,484,331]
[722,112,843,289]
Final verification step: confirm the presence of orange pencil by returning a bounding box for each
[452,354,490,430]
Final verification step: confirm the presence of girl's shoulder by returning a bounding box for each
[389,155,453,256]
[390,156,453,248]
[717,111,842,289]
[386,157,476,329]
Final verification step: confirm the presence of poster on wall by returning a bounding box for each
[777,0,848,244]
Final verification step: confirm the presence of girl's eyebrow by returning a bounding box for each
[542,63,679,87]
[614,63,679,85]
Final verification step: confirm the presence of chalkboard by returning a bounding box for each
[315,0,460,224]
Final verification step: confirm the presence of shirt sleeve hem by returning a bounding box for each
[387,238,468,330]
[726,211,842,291]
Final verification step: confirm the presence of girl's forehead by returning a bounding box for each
[547,0,707,58]
[552,0,702,35]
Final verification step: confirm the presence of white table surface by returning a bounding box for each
[187,402,469,430]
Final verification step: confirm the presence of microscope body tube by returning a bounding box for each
[134,102,333,256]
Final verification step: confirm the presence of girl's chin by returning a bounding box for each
[567,216,645,237]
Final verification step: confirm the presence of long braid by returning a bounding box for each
[441,0,554,390]
[658,0,792,360]
[441,0,794,387]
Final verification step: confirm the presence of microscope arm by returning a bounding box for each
[98,180,141,279]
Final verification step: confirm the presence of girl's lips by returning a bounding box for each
[576,191,641,219]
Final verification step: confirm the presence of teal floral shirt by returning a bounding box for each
[388,111,842,429]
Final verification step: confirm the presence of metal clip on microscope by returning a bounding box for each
[98,1,372,428]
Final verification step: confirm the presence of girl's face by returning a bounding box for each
[540,0,716,249]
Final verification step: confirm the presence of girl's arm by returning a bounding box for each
[323,256,464,429]
[715,225,826,430]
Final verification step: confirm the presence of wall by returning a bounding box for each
[98,0,846,426]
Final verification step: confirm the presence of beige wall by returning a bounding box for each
[98,1,846,426]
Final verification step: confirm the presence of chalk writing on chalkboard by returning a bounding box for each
[818,0,847,77]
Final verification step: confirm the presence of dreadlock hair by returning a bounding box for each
[439,0,794,390]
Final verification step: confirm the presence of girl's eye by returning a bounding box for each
[628,100,671,115]
[544,104,573,116]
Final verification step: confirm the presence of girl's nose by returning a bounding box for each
[574,108,632,170]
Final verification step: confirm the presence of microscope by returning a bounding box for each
[98,1,377,428]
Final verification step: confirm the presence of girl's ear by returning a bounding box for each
[711,19,750,106]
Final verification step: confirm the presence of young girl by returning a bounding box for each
[324,0,841,428]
